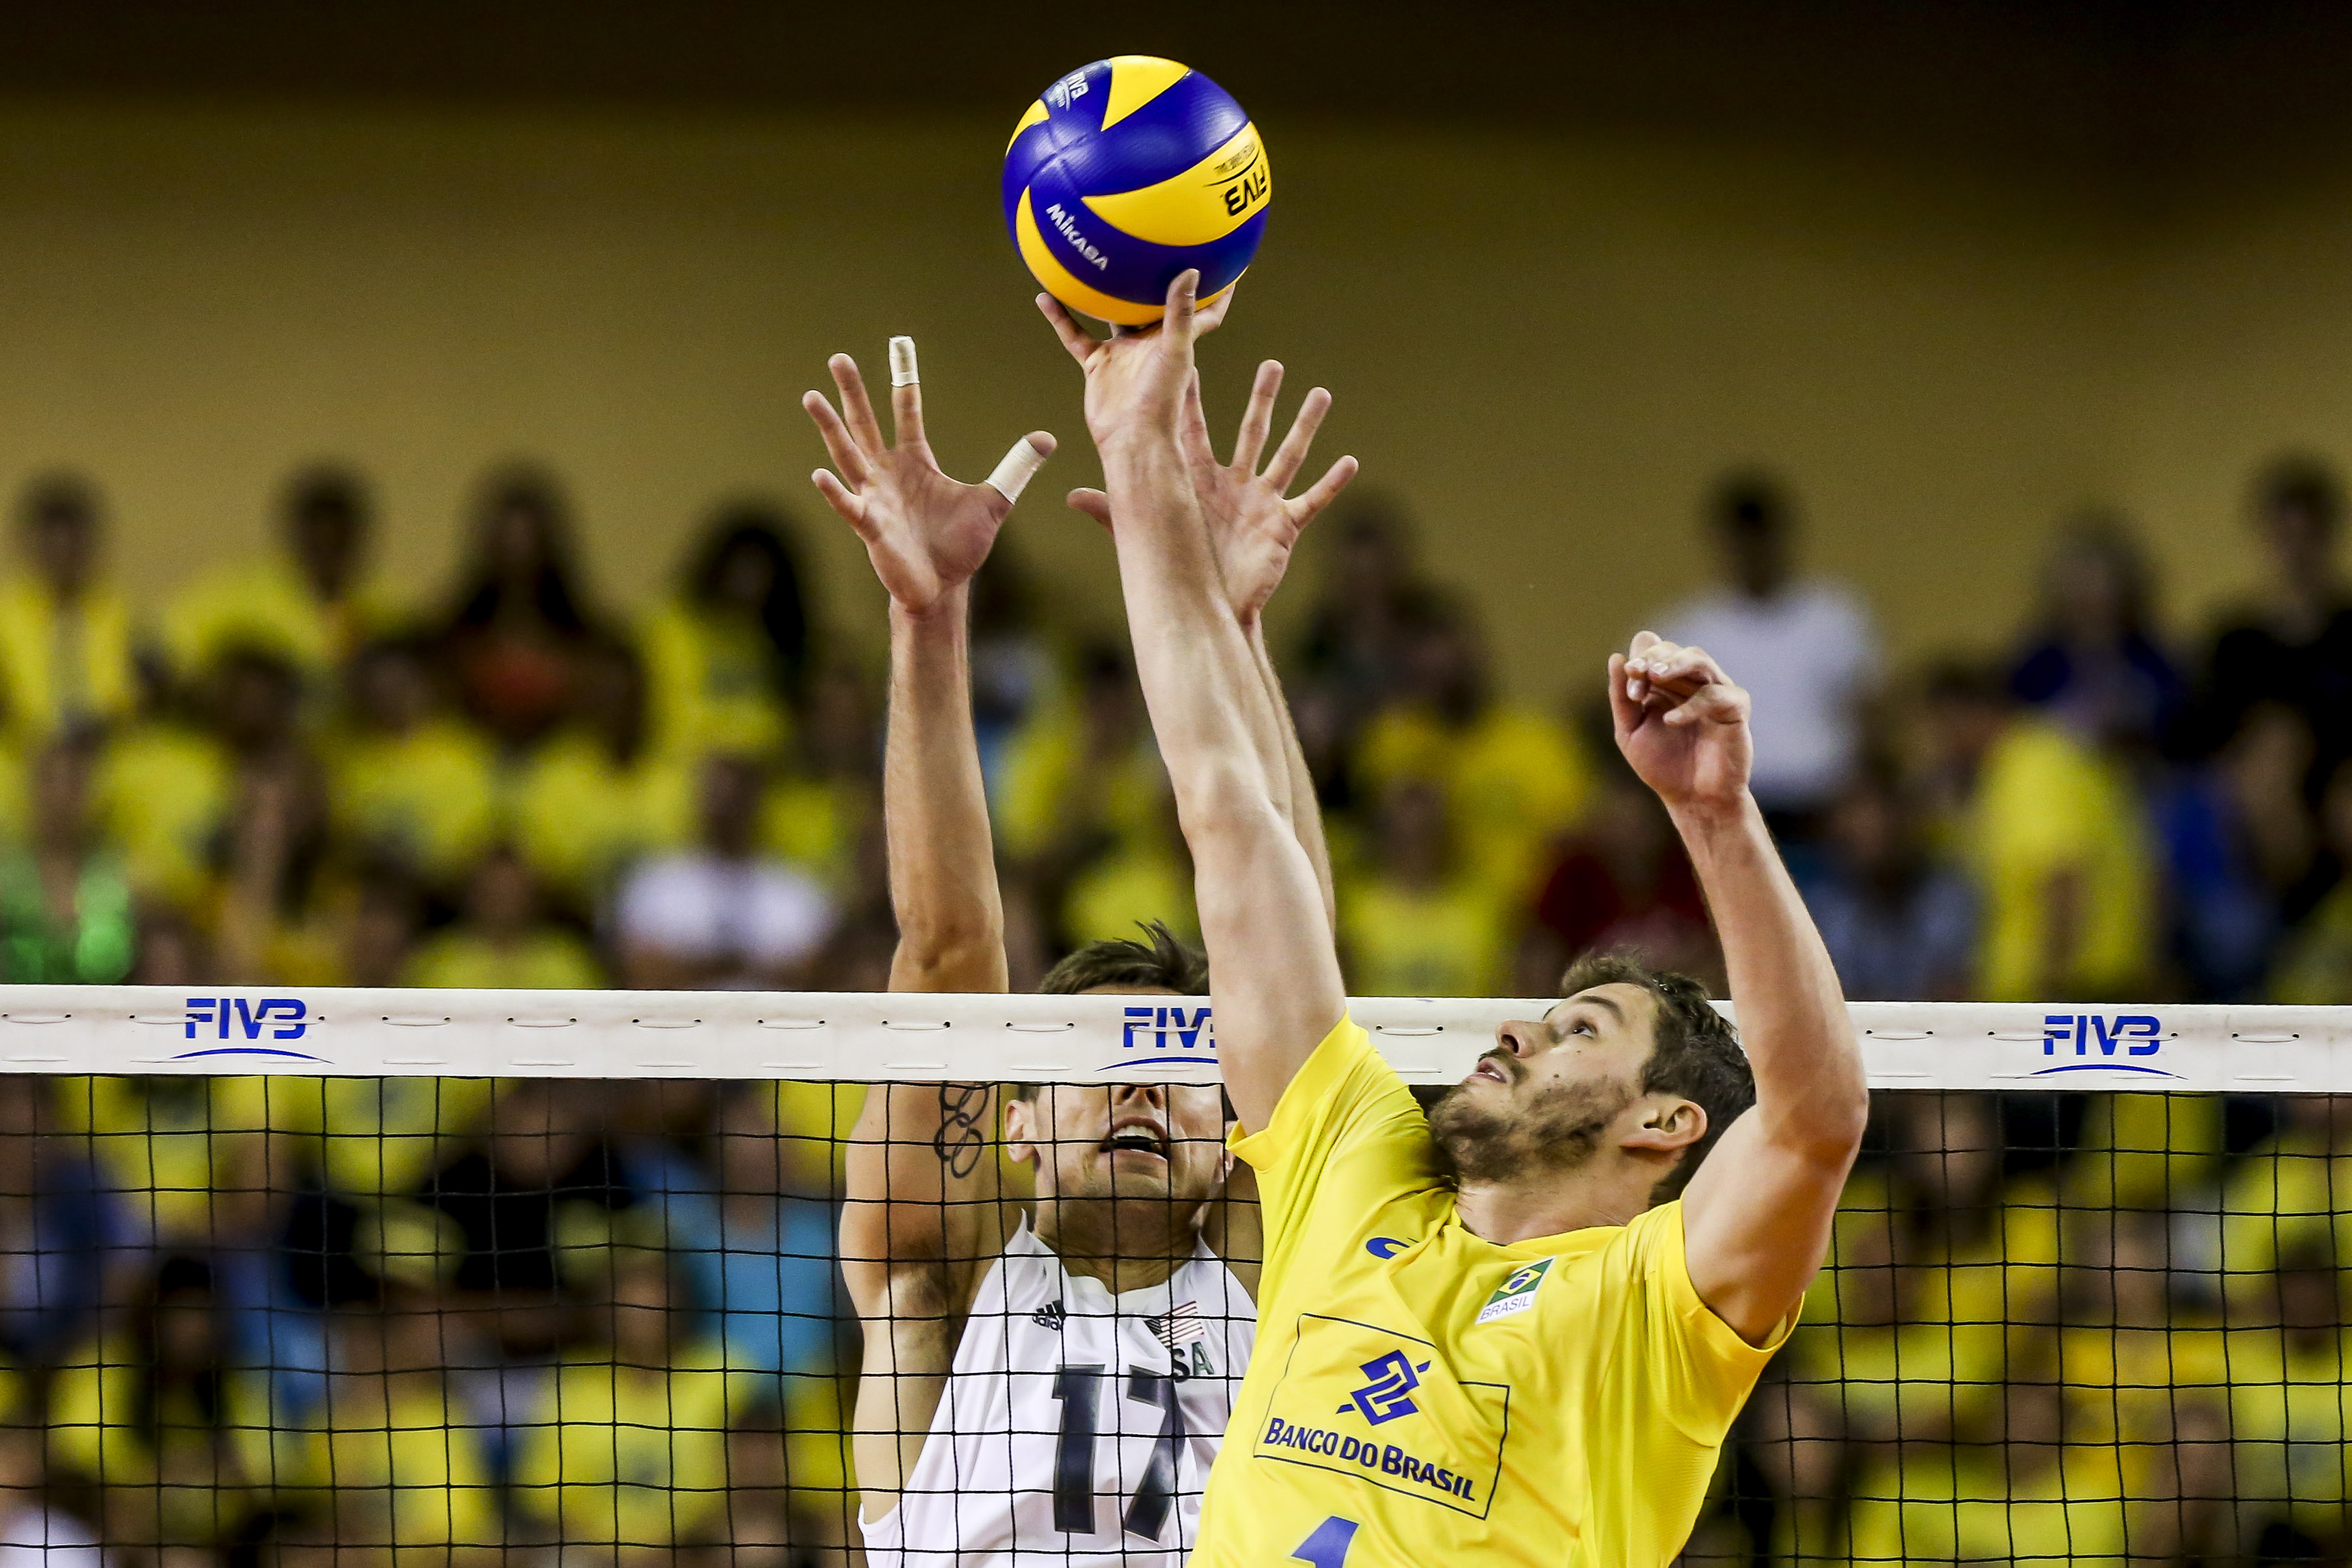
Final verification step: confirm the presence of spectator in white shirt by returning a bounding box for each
[616,754,836,989]
[1656,472,1879,833]
[0,1426,104,1567]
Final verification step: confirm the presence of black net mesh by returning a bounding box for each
[0,1071,2342,1565]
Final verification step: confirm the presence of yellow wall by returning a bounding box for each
[0,97,2315,703]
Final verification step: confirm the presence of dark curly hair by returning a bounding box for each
[1560,951,1754,1201]
[1038,919,1207,998]
[1015,922,1209,1101]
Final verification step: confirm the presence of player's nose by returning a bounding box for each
[1494,1021,1541,1058]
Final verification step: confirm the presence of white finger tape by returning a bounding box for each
[888,336,919,387]
[985,439,1048,504]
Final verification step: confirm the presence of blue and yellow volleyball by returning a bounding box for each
[1002,57,1271,326]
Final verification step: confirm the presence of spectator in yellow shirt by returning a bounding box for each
[1846,1374,2148,1567]
[283,1253,502,1565]
[514,638,690,910]
[2226,1242,2351,1561]
[329,636,499,885]
[1919,660,2156,1000]
[2217,1093,2351,1311]
[1338,777,1509,996]
[995,641,1192,951]
[0,739,135,984]
[760,656,883,899]
[512,1251,756,1558]
[642,505,812,761]
[1285,496,1444,804]
[403,847,604,991]
[161,465,394,703]
[47,1256,273,1556]
[1352,604,1590,900]
[92,673,231,910]
[55,1071,282,1259]
[2271,758,2352,1002]
[0,473,137,743]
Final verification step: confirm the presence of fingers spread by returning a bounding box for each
[1232,360,1284,473]
[810,469,872,536]
[1066,487,1114,532]
[891,380,926,453]
[1179,372,1217,465]
[801,392,871,485]
[1162,269,1201,348]
[1263,386,1333,492]
[982,434,1053,506]
[829,354,887,452]
[1037,294,1098,364]
[1194,278,1235,336]
[1292,453,1359,525]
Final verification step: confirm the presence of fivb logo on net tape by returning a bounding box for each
[178,996,324,1063]
[1108,1004,1215,1070]
[2034,1013,2174,1079]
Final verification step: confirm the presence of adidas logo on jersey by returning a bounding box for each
[1032,1300,1066,1330]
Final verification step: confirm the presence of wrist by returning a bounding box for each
[1663,790,1761,839]
[1094,422,1186,473]
[891,584,970,634]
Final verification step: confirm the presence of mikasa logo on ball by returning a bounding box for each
[1043,203,1111,272]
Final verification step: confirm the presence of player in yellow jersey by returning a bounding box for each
[1040,271,1870,1567]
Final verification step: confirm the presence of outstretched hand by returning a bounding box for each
[1607,632,1755,813]
[1039,269,1229,453]
[803,350,1053,617]
[1067,360,1358,625]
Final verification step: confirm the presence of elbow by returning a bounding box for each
[1769,1081,1870,1167]
[1168,756,1277,838]
[890,921,1007,991]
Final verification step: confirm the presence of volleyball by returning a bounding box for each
[1002,56,1271,326]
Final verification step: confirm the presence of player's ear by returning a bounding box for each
[1002,1087,1044,1167]
[1618,1097,1707,1156]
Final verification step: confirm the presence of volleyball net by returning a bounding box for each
[0,988,2340,1563]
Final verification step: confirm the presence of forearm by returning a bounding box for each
[1102,440,1275,798]
[1250,623,1335,932]
[884,589,1007,993]
[1669,793,1867,1153]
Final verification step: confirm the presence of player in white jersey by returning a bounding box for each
[801,335,1348,1563]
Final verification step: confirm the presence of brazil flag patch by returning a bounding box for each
[1475,1257,1555,1325]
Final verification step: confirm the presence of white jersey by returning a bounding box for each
[861,1217,1255,1567]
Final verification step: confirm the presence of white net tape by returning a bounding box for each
[3,987,2344,1088]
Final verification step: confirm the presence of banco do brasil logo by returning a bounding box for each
[1341,1349,1431,1426]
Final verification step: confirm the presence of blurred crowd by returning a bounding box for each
[0,447,2345,1011]
[0,450,2336,1562]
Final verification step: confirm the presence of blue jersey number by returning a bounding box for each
[1292,1515,1360,1567]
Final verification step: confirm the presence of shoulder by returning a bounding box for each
[1231,1017,1423,1165]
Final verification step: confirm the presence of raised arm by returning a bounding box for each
[1609,630,1870,1347]
[1042,274,1353,1133]
[803,339,1048,1340]
[1066,356,1350,930]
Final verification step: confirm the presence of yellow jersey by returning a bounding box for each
[1191,1019,1787,1568]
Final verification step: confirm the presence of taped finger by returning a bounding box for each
[888,336,920,387]
[985,437,1051,504]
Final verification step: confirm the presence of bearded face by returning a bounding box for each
[1427,1060,1637,1186]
